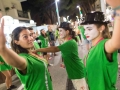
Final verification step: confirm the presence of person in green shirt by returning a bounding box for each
[33,22,87,90]
[27,27,41,55]
[80,1,120,89]
[74,21,82,46]
[78,26,90,50]
[38,29,51,62]
[46,26,57,56]
[0,21,53,90]
[0,56,16,90]
[55,28,59,40]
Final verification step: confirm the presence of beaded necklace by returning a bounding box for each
[29,52,48,64]
[28,53,49,90]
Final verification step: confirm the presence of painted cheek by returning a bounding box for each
[85,31,91,40]
[84,30,88,36]
[60,33,64,38]
[59,30,66,38]
[87,30,99,41]
[84,30,90,38]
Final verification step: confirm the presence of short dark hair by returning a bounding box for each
[59,22,77,42]
[27,27,33,30]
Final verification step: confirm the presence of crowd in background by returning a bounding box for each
[0,0,120,90]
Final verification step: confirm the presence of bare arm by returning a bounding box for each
[0,48,27,70]
[36,46,60,53]
[0,19,27,71]
[105,3,120,53]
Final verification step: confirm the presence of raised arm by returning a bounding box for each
[36,46,60,53]
[105,0,120,53]
[0,19,27,70]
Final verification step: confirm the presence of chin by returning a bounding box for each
[60,37,64,39]
[28,44,34,48]
[86,38,91,41]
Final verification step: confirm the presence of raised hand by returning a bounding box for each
[106,0,120,8]
[0,19,6,50]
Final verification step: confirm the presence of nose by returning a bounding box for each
[29,35,34,41]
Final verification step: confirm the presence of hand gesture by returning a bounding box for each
[0,18,6,50]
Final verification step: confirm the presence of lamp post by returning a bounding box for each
[55,0,60,25]
[77,5,83,20]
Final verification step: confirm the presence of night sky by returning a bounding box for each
[20,0,95,25]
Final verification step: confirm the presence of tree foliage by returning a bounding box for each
[22,0,97,25]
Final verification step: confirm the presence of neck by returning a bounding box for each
[91,36,104,46]
[64,35,72,42]
[28,46,35,52]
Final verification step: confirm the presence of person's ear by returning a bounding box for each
[14,40,20,45]
[66,30,69,35]
[100,25,105,33]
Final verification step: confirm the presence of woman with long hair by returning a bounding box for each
[0,22,53,90]
[38,29,51,62]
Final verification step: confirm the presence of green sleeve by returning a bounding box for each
[34,42,40,49]
[18,54,33,74]
[58,41,68,52]
[38,35,42,40]
[58,40,73,52]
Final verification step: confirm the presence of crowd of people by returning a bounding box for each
[0,0,120,90]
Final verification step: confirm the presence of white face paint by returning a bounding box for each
[59,28,67,39]
[84,24,99,41]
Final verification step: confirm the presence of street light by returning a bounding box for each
[55,0,60,25]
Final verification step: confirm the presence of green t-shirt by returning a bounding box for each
[15,53,53,90]
[34,41,41,55]
[38,35,48,48]
[0,56,12,71]
[76,35,80,40]
[78,26,86,39]
[58,39,85,79]
[34,41,40,49]
[86,39,118,90]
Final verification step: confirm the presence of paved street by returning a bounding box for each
[0,45,120,90]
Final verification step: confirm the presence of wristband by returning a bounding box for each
[113,6,120,11]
